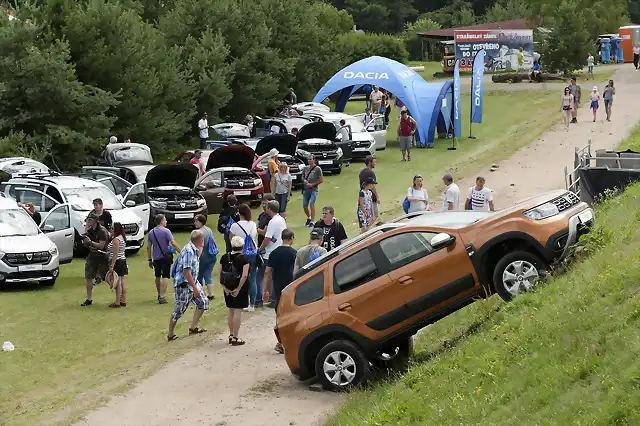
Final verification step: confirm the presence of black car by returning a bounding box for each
[253,134,306,188]
[296,122,348,174]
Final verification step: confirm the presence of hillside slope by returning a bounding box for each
[327,185,640,425]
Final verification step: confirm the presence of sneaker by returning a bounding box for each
[255,301,264,308]
[93,277,101,286]
[274,343,284,354]
[243,305,255,312]
[304,218,312,227]
[158,297,168,304]
[207,295,215,301]
[80,299,92,306]
[307,221,314,228]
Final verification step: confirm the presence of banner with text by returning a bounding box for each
[454,29,534,73]
[471,49,486,124]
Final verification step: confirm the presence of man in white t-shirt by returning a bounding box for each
[465,176,495,212]
[259,200,287,307]
[198,112,209,149]
[442,173,460,211]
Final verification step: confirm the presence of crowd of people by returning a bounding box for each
[561,77,616,128]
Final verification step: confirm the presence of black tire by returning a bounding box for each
[371,336,414,371]
[42,278,56,287]
[314,340,370,391]
[492,250,546,302]
[334,167,342,175]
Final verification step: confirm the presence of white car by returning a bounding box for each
[303,111,386,153]
[0,195,74,286]
[0,157,49,174]
[0,173,148,255]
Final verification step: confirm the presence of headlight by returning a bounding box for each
[196,198,206,207]
[149,200,167,209]
[137,220,143,227]
[523,202,560,220]
[336,147,343,158]
[49,245,58,256]
[0,250,5,259]
[254,179,263,187]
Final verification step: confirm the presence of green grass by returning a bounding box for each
[618,123,640,151]
[326,164,640,423]
[0,90,561,426]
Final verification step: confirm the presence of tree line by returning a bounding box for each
[0,0,407,169]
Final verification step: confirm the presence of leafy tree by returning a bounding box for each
[342,0,416,34]
[483,0,530,23]
[541,0,590,74]
[0,16,116,168]
[630,0,640,25]
[421,0,477,28]
[403,17,441,60]
[336,32,409,64]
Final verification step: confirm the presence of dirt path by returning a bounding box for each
[75,66,640,426]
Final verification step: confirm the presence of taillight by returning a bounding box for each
[274,327,281,343]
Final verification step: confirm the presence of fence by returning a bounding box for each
[564,138,592,197]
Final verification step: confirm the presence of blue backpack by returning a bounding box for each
[307,247,322,265]
[402,197,410,214]
[206,234,219,256]
[236,222,257,261]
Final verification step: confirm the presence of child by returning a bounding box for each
[357,177,376,234]
[590,86,600,122]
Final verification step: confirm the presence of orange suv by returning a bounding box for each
[275,190,594,390]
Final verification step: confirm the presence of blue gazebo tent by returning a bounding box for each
[312,56,454,146]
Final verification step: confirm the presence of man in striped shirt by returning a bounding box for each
[465,176,495,212]
[167,230,208,341]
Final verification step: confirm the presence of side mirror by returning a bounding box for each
[196,184,207,191]
[430,233,456,249]
[42,224,55,232]
[125,200,136,207]
[116,194,124,201]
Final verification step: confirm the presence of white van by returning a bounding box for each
[0,195,73,286]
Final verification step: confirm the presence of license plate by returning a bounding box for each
[353,148,368,152]
[234,190,251,196]
[318,160,333,165]
[19,264,43,272]
[578,209,593,223]
[174,213,194,219]
[291,175,297,180]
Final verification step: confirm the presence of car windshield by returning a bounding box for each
[110,146,153,163]
[0,209,40,236]
[62,186,123,211]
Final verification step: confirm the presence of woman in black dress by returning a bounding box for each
[219,236,250,346]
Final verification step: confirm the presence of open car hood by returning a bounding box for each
[297,122,337,142]
[213,123,250,140]
[255,134,298,156]
[206,144,255,170]
[105,143,153,165]
[146,163,199,189]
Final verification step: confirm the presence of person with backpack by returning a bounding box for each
[259,200,287,307]
[228,204,258,312]
[167,230,209,341]
[294,229,327,274]
[313,206,347,252]
[147,214,181,305]
[219,236,251,346]
[265,228,296,354]
[405,174,429,213]
[194,214,218,301]
[254,195,274,308]
[217,195,240,253]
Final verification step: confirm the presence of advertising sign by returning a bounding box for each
[471,49,485,124]
[454,29,534,72]
[453,59,461,138]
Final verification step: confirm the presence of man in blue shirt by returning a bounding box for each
[167,229,208,341]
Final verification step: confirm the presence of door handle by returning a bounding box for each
[142,208,149,211]
[399,276,413,285]
[64,233,72,237]
[338,303,352,311]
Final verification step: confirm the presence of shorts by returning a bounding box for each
[302,189,318,208]
[85,255,108,280]
[197,257,216,285]
[153,256,173,278]
[590,100,599,110]
[562,105,572,111]
[605,99,613,107]
[171,283,209,321]
[275,193,289,212]
[113,258,128,276]
[399,136,412,151]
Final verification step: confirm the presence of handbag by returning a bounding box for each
[402,188,412,214]
[301,165,316,195]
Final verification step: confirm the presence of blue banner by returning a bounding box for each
[471,49,485,124]
[453,59,461,138]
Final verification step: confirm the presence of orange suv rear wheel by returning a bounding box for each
[315,340,370,391]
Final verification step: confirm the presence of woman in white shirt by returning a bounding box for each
[228,204,259,311]
[406,175,429,213]
[465,176,495,212]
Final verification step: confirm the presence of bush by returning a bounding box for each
[337,32,409,64]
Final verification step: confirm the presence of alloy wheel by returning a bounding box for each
[323,350,357,387]
[502,260,539,296]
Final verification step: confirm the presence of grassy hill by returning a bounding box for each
[327,184,640,425]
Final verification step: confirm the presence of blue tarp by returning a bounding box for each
[312,56,453,146]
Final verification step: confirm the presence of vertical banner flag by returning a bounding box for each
[453,59,461,138]
[471,49,486,124]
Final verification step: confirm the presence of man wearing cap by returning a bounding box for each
[190,150,206,176]
[91,198,113,231]
[81,212,110,306]
[198,112,209,149]
[569,77,581,123]
[267,148,279,194]
[294,228,328,273]
[398,110,417,162]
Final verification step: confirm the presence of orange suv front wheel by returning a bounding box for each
[492,250,547,302]
[315,340,371,391]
